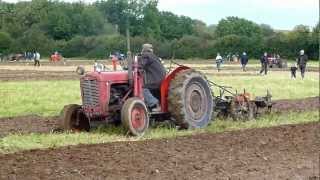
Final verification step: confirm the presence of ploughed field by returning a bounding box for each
[0,122,319,179]
[0,60,319,179]
[0,60,319,81]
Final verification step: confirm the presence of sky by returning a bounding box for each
[2,0,319,30]
[157,0,319,30]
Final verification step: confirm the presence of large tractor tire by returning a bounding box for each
[60,104,90,131]
[168,69,214,129]
[121,97,149,136]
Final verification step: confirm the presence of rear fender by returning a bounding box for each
[160,66,190,112]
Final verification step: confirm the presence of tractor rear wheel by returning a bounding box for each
[60,104,90,131]
[121,98,149,136]
[168,69,214,129]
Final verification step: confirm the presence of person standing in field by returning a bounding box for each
[240,52,249,71]
[215,53,223,72]
[34,51,40,67]
[259,52,268,75]
[297,49,308,79]
[290,63,297,79]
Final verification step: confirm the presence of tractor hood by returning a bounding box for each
[82,71,129,83]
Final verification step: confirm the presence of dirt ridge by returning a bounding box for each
[0,122,318,179]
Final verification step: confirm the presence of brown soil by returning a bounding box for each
[1,68,318,81]
[0,122,319,179]
[273,97,320,112]
[0,69,258,81]
[0,69,79,81]
[0,115,59,137]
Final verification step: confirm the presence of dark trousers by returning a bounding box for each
[34,60,40,66]
[259,63,267,75]
[216,62,221,71]
[291,70,296,78]
[143,89,159,108]
[299,65,306,78]
[241,64,247,71]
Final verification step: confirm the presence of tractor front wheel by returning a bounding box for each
[60,104,90,131]
[121,98,149,136]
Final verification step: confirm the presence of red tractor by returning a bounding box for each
[60,55,214,136]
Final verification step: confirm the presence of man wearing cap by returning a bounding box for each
[139,43,166,111]
[259,52,268,75]
[240,52,249,71]
[297,50,308,79]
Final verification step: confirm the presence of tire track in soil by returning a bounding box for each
[0,97,318,137]
[0,67,318,81]
[0,122,318,179]
[0,116,59,137]
[0,70,79,81]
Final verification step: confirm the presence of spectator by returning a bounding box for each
[259,52,268,75]
[290,63,297,79]
[240,52,249,71]
[34,51,40,67]
[297,50,308,79]
[215,53,223,72]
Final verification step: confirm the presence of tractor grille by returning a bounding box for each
[81,79,99,106]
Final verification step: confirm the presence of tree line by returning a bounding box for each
[0,0,318,60]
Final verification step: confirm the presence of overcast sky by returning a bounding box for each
[2,0,319,30]
[157,0,319,30]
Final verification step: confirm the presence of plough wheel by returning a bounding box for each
[60,104,90,131]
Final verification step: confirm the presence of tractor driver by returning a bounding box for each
[139,43,166,111]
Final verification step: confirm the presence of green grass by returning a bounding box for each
[209,72,319,100]
[173,59,319,67]
[0,110,318,154]
[0,81,81,117]
[0,71,318,118]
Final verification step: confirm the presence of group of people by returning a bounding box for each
[214,50,308,79]
[215,52,249,72]
[24,51,41,66]
[259,50,308,79]
[290,50,308,79]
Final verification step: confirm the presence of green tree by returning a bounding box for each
[142,0,161,39]
[308,22,319,59]
[260,24,275,37]
[158,11,194,40]
[215,16,262,38]
[0,31,12,53]
[287,25,311,56]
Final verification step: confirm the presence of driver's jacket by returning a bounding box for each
[138,52,166,90]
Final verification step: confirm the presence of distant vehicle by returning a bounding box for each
[7,53,25,61]
[50,52,63,62]
[268,55,287,68]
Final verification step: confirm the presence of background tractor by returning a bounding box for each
[60,54,214,136]
[267,56,287,68]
